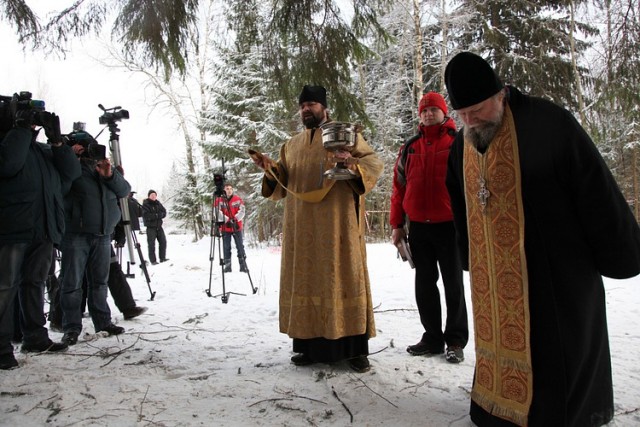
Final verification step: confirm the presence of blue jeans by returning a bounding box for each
[0,240,53,356]
[60,233,112,333]
[223,230,246,261]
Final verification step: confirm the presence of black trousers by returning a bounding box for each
[408,221,468,350]
[146,226,167,263]
[107,247,136,312]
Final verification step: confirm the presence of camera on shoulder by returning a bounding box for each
[0,91,60,142]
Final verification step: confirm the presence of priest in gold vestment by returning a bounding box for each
[252,85,383,373]
[445,52,640,426]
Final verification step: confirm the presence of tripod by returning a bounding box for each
[205,191,257,303]
[100,104,156,300]
[115,228,155,300]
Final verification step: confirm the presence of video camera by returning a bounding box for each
[64,122,107,160]
[213,172,226,197]
[0,92,59,137]
[98,104,129,125]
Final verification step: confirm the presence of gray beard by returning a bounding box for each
[464,120,502,152]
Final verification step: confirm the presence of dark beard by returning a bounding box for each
[302,112,323,129]
[464,120,502,152]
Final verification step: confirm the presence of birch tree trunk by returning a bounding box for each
[413,0,423,105]
[569,0,587,125]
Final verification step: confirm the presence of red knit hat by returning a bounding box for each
[418,92,448,115]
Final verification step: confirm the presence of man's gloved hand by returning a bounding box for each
[14,110,34,129]
[43,112,62,144]
[10,94,33,129]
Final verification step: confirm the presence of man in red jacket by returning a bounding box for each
[390,92,468,363]
[214,184,247,273]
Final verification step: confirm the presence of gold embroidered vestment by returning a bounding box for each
[463,106,533,426]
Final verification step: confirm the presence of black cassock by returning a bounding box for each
[446,86,640,427]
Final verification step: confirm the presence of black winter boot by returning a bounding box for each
[239,257,248,273]
[223,259,232,272]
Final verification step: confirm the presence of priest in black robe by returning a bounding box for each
[444,51,640,427]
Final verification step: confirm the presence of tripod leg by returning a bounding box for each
[241,256,257,294]
[131,231,156,300]
[206,224,216,297]
[218,231,228,303]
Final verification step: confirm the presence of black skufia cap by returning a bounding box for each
[445,52,503,110]
[298,85,327,107]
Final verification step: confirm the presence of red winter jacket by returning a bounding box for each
[390,117,457,227]
[214,194,245,233]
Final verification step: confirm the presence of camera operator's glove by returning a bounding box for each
[10,94,33,129]
[14,110,34,129]
[43,112,62,144]
[112,225,126,248]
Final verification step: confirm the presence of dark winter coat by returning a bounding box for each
[127,197,143,231]
[0,128,81,245]
[64,160,131,236]
[446,86,640,427]
[142,199,166,228]
[390,117,456,228]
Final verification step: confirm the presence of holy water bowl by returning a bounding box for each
[320,121,358,180]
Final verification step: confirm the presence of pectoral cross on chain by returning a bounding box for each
[477,177,490,211]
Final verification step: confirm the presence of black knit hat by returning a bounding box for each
[298,85,327,107]
[148,189,157,197]
[445,52,503,110]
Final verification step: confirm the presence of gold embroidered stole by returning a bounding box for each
[463,106,533,426]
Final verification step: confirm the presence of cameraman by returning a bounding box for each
[0,99,80,370]
[214,184,247,273]
[59,134,131,346]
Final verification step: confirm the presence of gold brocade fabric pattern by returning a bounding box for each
[264,127,383,340]
[463,106,533,426]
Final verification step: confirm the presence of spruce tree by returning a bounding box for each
[449,0,597,110]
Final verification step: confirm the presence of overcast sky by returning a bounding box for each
[1,18,184,200]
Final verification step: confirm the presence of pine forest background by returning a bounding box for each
[6,0,640,243]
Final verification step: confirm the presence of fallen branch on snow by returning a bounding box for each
[331,386,353,423]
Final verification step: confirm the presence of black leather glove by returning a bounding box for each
[42,112,62,144]
[14,109,34,129]
[10,94,32,129]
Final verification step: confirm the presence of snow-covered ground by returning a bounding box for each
[1,232,639,426]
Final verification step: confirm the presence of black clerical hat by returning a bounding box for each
[298,85,327,107]
[445,52,503,110]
